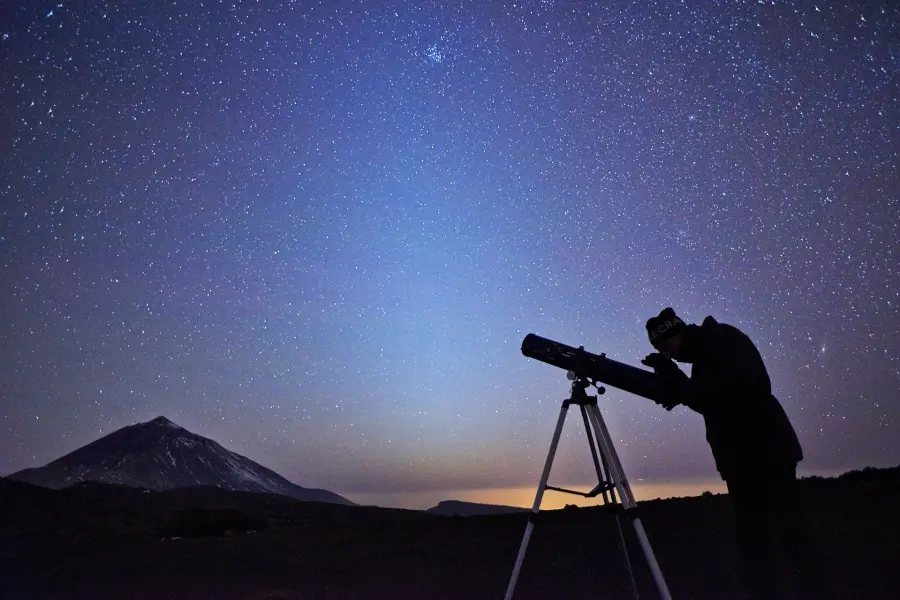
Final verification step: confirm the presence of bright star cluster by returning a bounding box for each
[1,1,897,504]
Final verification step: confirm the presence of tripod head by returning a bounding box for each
[566,370,605,401]
[522,333,664,402]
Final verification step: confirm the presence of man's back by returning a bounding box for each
[685,316,803,481]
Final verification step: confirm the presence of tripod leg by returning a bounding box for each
[583,405,640,600]
[614,509,641,600]
[586,405,674,600]
[504,400,571,600]
[580,404,606,487]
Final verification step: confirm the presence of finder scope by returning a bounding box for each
[521,333,663,402]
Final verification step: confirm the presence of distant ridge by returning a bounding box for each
[7,416,354,505]
[426,499,528,517]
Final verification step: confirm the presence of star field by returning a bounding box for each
[1,1,898,507]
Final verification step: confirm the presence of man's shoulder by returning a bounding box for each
[700,316,752,346]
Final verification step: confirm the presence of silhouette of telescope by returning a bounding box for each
[521,333,663,402]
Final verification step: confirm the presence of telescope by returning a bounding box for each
[506,333,675,600]
[520,333,664,402]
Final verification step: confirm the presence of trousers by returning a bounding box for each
[725,465,833,600]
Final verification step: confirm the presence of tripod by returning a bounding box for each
[503,373,673,600]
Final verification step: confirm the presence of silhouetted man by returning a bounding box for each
[641,307,832,600]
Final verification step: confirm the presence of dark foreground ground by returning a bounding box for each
[2,466,899,600]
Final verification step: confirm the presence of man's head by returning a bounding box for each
[646,307,688,360]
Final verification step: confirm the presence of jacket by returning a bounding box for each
[675,316,803,481]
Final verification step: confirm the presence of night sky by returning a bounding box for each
[1,1,898,510]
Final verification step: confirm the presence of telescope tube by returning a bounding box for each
[521,333,663,402]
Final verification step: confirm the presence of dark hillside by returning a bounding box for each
[1,466,898,599]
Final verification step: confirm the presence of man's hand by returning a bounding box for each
[641,352,684,378]
[641,352,672,372]
[642,353,685,410]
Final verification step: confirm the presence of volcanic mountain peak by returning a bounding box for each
[147,415,181,428]
[7,416,354,505]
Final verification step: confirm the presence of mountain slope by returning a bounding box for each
[7,416,354,505]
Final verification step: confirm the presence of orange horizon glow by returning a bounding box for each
[346,478,730,511]
[345,466,855,511]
